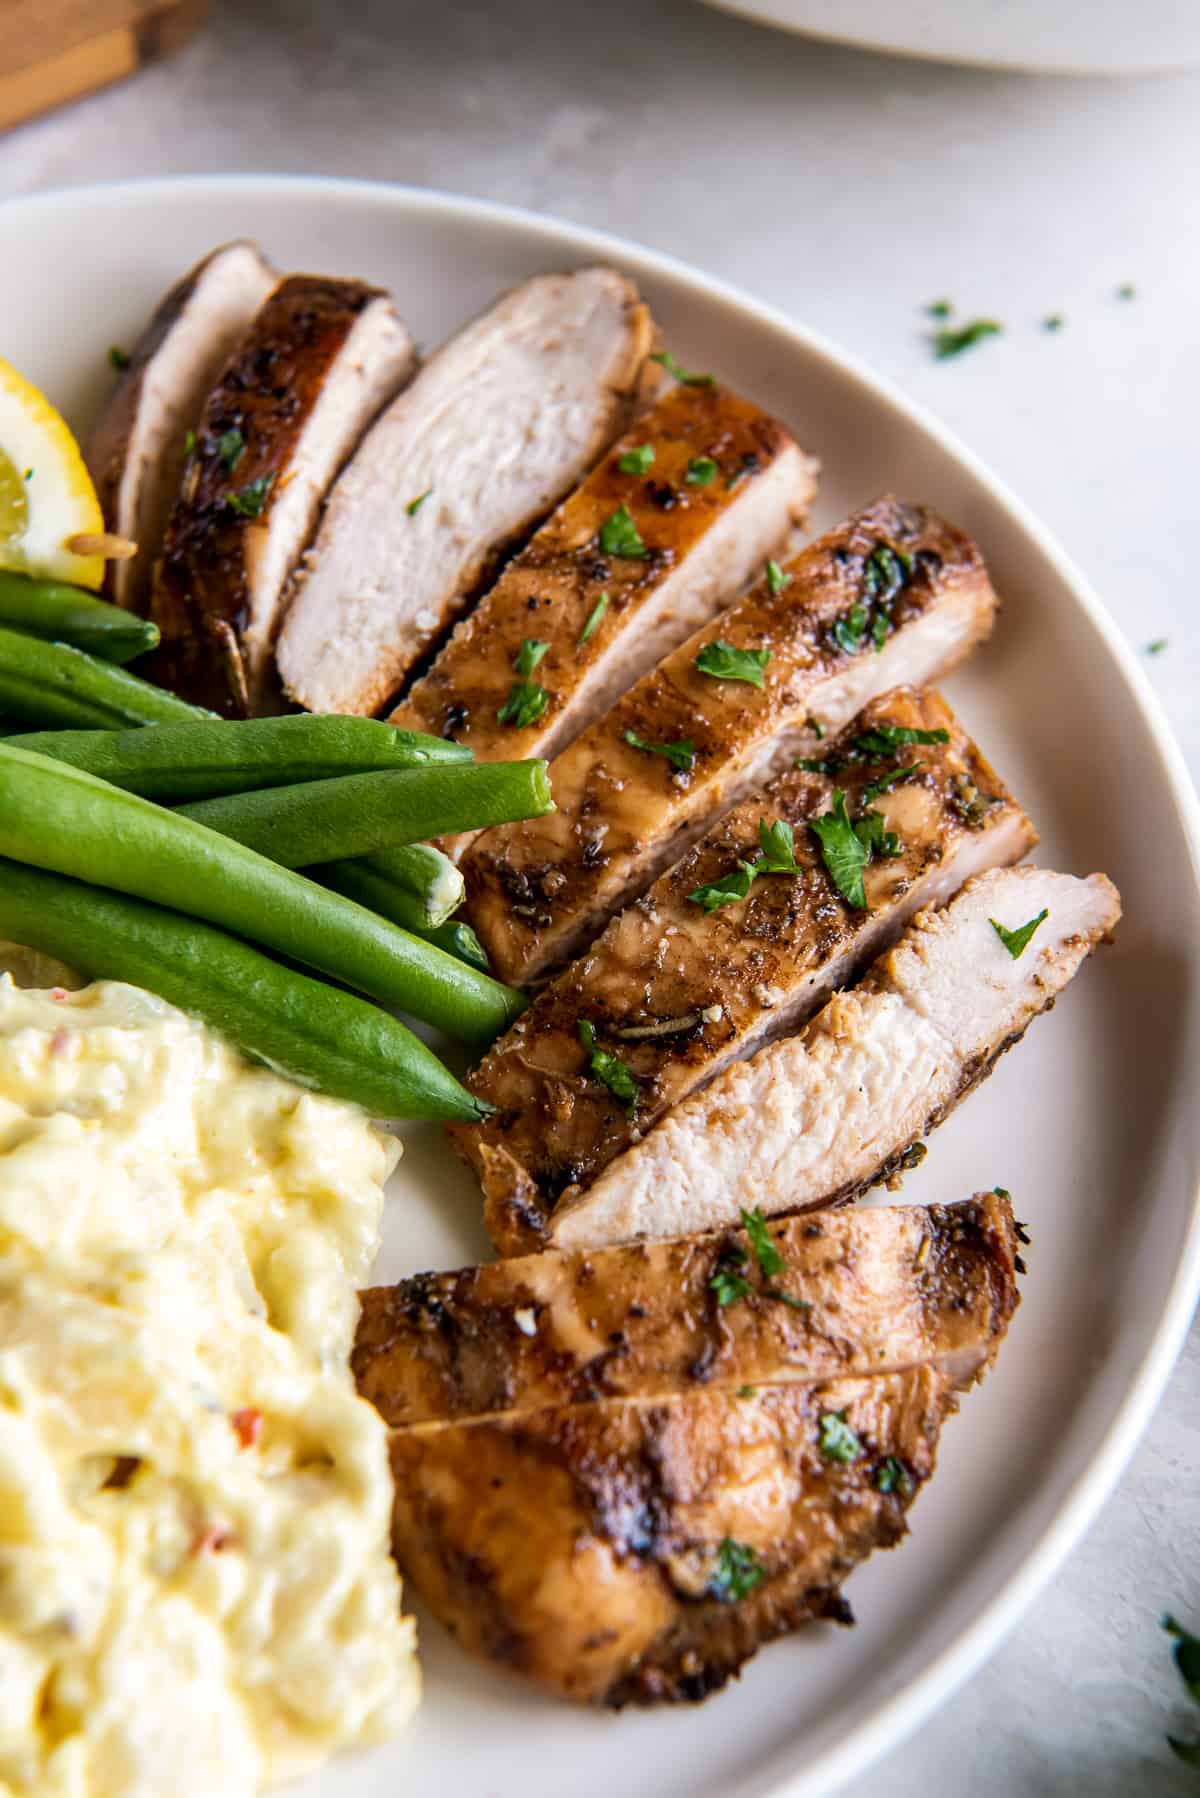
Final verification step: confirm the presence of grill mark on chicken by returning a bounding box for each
[385,1364,957,1705]
[453,688,1034,1255]
[87,240,278,615]
[354,1194,1019,1427]
[147,275,415,715]
[463,498,998,986]
[276,268,658,717]
[389,382,818,813]
[552,866,1121,1249]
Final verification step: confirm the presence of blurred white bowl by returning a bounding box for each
[701,0,1200,74]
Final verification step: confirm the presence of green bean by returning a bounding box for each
[0,626,212,727]
[0,743,524,1045]
[419,917,491,972]
[0,569,160,663]
[177,761,552,866]
[321,844,464,932]
[9,714,472,801]
[0,858,484,1120]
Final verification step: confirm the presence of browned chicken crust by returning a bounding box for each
[355,1193,1020,1427]
[454,687,1034,1255]
[147,274,399,715]
[390,380,816,783]
[463,497,998,986]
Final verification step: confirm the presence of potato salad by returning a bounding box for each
[0,976,419,1797]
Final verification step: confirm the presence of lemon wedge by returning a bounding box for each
[0,357,105,589]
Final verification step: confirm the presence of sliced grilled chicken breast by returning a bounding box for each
[464,498,998,985]
[388,1365,952,1705]
[554,867,1120,1249]
[390,381,818,812]
[456,687,1034,1254]
[149,276,415,715]
[277,269,657,717]
[355,1193,1020,1426]
[87,239,278,612]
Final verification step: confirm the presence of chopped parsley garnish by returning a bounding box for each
[861,761,920,805]
[577,591,610,647]
[577,1019,639,1114]
[694,639,770,687]
[925,299,953,319]
[765,558,793,597]
[933,318,1003,360]
[853,808,902,860]
[708,1538,764,1602]
[497,638,551,728]
[709,1244,754,1306]
[741,1205,785,1278]
[1146,638,1169,656]
[1043,313,1065,332]
[1162,1615,1200,1765]
[406,488,432,516]
[216,426,245,473]
[228,474,274,519]
[875,1456,912,1495]
[686,456,718,486]
[832,603,868,655]
[598,503,648,559]
[618,444,655,475]
[852,724,950,758]
[808,717,825,740]
[108,345,130,370]
[651,349,714,386]
[864,542,912,600]
[818,1410,863,1464]
[623,728,695,772]
[183,430,197,458]
[688,817,799,912]
[990,910,1048,960]
[797,756,842,775]
[809,791,869,908]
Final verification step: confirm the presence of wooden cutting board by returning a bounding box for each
[0,0,210,133]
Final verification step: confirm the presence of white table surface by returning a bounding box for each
[4,2,1199,1790]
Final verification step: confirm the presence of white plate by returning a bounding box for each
[3,176,1198,1798]
[699,0,1200,75]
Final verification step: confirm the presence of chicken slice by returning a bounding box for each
[387,1364,957,1705]
[553,866,1120,1249]
[455,687,1035,1255]
[463,497,997,985]
[389,379,818,820]
[354,1192,1020,1426]
[87,239,278,612]
[276,269,657,716]
[149,275,416,715]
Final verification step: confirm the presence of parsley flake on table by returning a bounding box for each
[1117,283,1137,301]
[623,728,696,772]
[818,1410,863,1464]
[227,474,274,519]
[577,1018,639,1115]
[598,503,648,559]
[577,590,610,647]
[694,639,771,687]
[618,444,655,475]
[497,637,551,728]
[1162,1615,1200,1766]
[686,455,718,486]
[651,349,715,386]
[932,318,1003,360]
[990,910,1048,960]
[1146,638,1169,656]
[216,426,245,473]
[708,1538,764,1602]
[1043,313,1065,332]
[765,557,793,597]
[405,488,432,516]
[925,299,953,319]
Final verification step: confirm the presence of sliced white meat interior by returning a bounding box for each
[276,268,657,716]
[552,866,1121,1248]
[149,275,415,716]
[87,239,278,612]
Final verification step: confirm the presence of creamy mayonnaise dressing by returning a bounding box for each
[0,976,419,1797]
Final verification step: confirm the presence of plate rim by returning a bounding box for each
[5,172,1199,1797]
